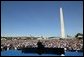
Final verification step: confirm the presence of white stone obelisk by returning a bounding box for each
[60,7,65,38]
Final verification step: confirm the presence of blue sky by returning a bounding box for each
[1,1,83,37]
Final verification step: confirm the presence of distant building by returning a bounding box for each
[37,37,43,40]
[75,33,83,39]
[1,38,6,40]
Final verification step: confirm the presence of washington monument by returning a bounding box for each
[60,8,65,38]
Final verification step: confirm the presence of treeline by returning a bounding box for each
[1,37,37,40]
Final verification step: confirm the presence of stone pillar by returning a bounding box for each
[60,8,65,38]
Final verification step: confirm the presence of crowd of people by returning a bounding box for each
[1,38,83,51]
